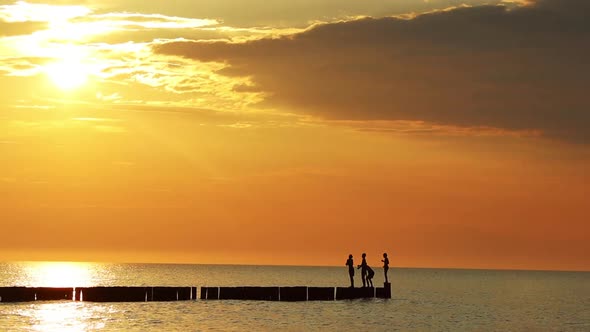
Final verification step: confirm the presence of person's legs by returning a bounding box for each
[384,267,389,283]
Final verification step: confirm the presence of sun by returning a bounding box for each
[41,44,94,91]
[45,60,89,90]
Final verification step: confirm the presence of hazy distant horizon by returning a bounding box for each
[3,258,589,274]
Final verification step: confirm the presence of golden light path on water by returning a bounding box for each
[18,302,107,332]
[14,262,104,331]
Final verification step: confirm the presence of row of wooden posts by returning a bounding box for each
[0,284,391,303]
[201,284,391,301]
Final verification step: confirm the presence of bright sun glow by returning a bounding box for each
[45,61,89,90]
[42,45,93,91]
[26,262,93,287]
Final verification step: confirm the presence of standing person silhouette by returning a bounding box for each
[382,253,390,283]
[345,254,355,288]
[357,253,368,287]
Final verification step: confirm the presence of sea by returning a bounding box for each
[0,262,588,331]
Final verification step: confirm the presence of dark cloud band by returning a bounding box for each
[155,0,590,142]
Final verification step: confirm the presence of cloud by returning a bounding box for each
[77,13,218,29]
[0,20,46,36]
[65,0,500,29]
[0,1,90,22]
[333,120,542,138]
[155,0,590,142]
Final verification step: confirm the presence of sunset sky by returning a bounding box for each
[0,0,588,271]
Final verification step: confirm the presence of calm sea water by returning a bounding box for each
[0,262,588,331]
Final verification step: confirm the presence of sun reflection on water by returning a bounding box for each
[1,262,115,331]
[23,262,95,287]
[17,302,107,332]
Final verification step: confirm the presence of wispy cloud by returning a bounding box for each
[337,120,542,138]
[76,12,218,29]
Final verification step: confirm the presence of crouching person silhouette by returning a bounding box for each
[366,265,375,287]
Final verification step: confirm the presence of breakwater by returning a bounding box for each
[0,283,391,303]
[202,283,391,301]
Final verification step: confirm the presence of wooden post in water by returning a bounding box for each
[308,287,335,301]
[376,282,391,299]
[279,287,307,301]
[35,288,73,301]
[200,287,207,300]
[219,287,244,300]
[384,282,391,298]
[207,287,219,300]
[0,287,36,302]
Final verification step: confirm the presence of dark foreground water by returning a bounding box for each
[0,262,588,331]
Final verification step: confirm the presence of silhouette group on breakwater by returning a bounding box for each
[0,257,394,303]
[346,252,389,288]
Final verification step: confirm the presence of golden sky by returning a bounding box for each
[0,0,588,271]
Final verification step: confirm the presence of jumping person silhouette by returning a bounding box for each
[346,254,355,288]
[357,253,368,287]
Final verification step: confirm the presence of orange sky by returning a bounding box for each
[0,0,589,271]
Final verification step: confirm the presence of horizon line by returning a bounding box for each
[4,260,589,273]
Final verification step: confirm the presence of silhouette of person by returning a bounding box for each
[366,265,375,287]
[346,254,355,288]
[357,253,368,287]
[382,253,390,283]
